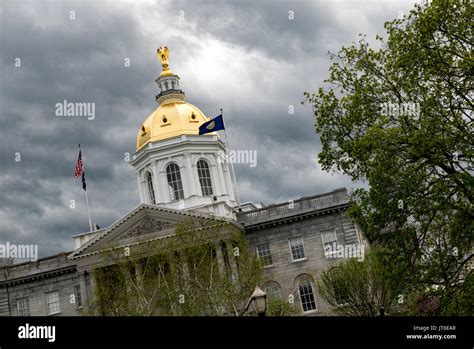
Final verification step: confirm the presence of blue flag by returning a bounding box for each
[199,114,225,135]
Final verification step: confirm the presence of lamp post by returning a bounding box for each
[248,286,267,317]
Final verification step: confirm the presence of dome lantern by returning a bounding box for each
[155,46,185,105]
[135,47,213,151]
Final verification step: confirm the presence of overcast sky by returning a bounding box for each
[0,0,419,257]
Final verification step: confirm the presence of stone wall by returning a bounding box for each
[0,252,81,316]
[238,188,362,315]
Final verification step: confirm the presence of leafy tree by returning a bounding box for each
[93,218,263,316]
[316,251,393,316]
[266,298,295,316]
[305,0,473,315]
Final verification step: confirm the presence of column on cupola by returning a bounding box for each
[158,164,170,203]
[211,159,225,197]
[218,161,232,201]
[152,161,161,203]
[178,161,187,200]
[225,162,238,202]
[184,151,197,197]
[137,175,145,203]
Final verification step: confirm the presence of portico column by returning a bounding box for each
[181,259,190,282]
[88,271,98,315]
[215,242,226,276]
[78,271,89,313]
[225,241,239,283]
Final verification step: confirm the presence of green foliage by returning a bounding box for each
[266,298,295,316]
[316,250,393,316]
[93,219,263,316]
[305,0,473,315]
[438,271,474,315]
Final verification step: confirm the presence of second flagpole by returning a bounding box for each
[79,144,93,232]
[84,184,93,232]
[220,109,241,209]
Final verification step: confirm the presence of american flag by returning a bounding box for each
[75,150,83,178]
[75,148,87,191]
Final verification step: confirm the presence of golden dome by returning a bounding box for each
[136,100,210,150]
[136,46,214,151]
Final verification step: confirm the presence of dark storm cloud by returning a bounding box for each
[0,0,417,257]
[173,0,342,60]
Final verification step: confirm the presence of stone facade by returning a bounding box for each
[0,188,364,316]
[239,188,364,315]
[0,253,81,316]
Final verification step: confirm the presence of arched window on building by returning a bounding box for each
[145,171,156,205]
[264,281,282,301]
[197,160,213,196]
[166,163,184,201]
[298,277,317,312]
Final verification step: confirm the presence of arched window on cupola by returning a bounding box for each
[166,163,184,201]
[197,160,213,196]
[145,171,156,205]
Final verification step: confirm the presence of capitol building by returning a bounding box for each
[0,48,365,316]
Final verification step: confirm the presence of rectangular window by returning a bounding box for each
[45,291,61,315]
[74,286,82,308]
[17,297,30,316]
[289,237,306,261]
[321,230,338,256]
[256,243,273,267]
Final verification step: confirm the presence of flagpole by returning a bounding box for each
[84,185,93,232]
[220,109,241,209]
[78,145,93,232]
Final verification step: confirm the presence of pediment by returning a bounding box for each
[76,215,176,258]
[69,205,186,260]
[125,217,175,238]
[69,204,241,262]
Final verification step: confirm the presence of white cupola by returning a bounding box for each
[129,46,238,220]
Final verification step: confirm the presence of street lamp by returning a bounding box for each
[248,286,267,317]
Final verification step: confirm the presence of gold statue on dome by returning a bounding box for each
[157,46,170,71]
